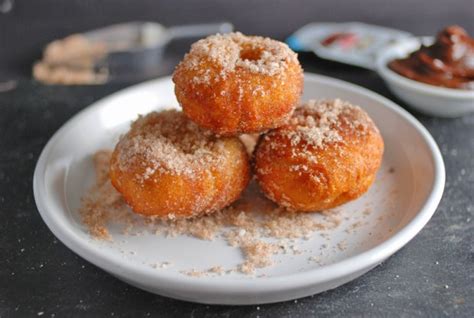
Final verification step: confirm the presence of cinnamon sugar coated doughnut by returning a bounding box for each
[173,32,303,135]
[254,99,384,212]
[109,110,251,218]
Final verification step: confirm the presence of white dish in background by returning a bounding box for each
[376,37,474,117]
[286,22,411,69]
[33,74,445,305]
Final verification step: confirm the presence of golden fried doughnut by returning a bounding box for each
[173,32,303,135]
[254,99,384,211]
[109,110,250,218]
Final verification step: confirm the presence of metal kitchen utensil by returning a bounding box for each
[83,21,233,80]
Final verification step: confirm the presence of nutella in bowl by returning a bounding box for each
[388,26,474,90]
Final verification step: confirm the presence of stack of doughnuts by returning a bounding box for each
[109,32,384,219]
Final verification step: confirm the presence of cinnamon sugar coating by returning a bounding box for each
[173,32,303,135]
[109,110,251,218]
[254,99,384,211]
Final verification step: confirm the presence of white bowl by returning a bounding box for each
[33,74,445,305]
[376,37,474,117]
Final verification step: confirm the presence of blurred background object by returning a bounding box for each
[1,0,473,79]
[0,0,13,14]
[287,22,412,69]
[32,22,232,84]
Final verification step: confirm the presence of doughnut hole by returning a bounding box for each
[109,110,251,218]
[173,32,303,135]
[254,100,384,212]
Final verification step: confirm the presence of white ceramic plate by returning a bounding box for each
[33,74,445,305]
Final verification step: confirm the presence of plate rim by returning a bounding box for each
[33,73,445,293]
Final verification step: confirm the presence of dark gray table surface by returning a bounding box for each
[1,1,474,317]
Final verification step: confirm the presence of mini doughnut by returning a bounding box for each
[254,99,384,212]
[173,32,303,135]
[109,110,251,218]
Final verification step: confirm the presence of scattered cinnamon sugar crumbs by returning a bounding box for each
[263,209,330,239]
[337,240,348,251]
[80,150,343,275]
[80,150,129,240]
[239,241,278,274]
[209,266,225,274]
[165,213,227,240]
[181,266,227,277]
[181,269,205,277]
[345,221,364,234]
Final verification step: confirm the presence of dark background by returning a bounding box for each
[1,0,473,77]
[1,0,474,317]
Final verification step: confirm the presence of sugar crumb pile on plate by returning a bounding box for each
[81,151,345,275]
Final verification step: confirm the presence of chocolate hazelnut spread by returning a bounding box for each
[389,26,474,90]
